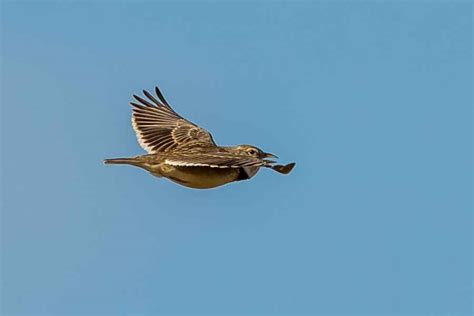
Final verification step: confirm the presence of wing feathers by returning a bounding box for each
[142,89,163,107]
[164,151,266,168]
[155,86,172,109]
[132,94,157,109]
[130,86,216,153]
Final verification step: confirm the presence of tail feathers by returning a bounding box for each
[104,157,138,165]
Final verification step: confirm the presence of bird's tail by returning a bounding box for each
[103,157,140,166]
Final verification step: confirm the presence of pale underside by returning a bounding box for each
[153,163,257,189]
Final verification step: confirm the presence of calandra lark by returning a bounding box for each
[104,86,295,189]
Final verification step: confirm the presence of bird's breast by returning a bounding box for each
[159,164,242,189]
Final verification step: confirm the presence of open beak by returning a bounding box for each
[264,152,278,159]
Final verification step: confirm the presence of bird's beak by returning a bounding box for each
[264,152,278,159]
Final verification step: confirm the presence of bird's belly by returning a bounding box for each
[160,164,240,189]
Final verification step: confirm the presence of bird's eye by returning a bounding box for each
[247,149,257,156]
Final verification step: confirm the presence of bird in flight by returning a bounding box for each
[104,86,295,189]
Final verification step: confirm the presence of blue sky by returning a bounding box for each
[1,1,472,315]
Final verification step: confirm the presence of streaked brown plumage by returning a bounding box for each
[104,86,295,189]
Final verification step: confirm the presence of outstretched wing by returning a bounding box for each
[130,86,216,153]
[164,150,270,169]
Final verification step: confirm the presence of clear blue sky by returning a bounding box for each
[1,1,472,315]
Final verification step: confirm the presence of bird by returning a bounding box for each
[104,86,295,189]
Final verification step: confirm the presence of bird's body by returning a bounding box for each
[105,86,295,189]
[105,149,260,189]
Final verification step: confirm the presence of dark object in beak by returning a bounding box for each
[271,162,296,175]
[264,152,278,159]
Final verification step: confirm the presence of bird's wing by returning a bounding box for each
[130,86,216,153]
[164,151,268,169]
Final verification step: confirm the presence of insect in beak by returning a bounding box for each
[270,162,296,175]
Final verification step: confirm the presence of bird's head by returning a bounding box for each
[234,145,278,160]
[232,145,295,175]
